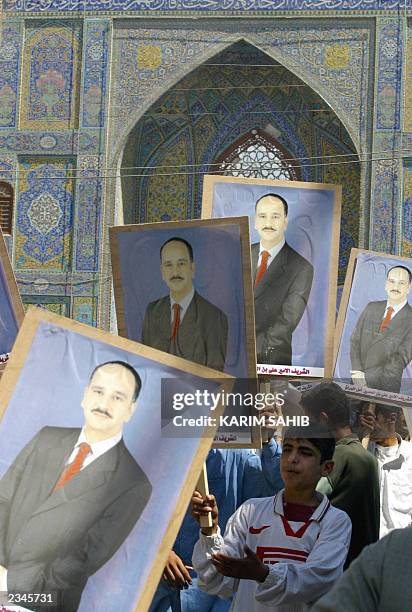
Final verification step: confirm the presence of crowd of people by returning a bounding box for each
[149,382,412,612]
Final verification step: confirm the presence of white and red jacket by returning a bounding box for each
[193,490,351,612]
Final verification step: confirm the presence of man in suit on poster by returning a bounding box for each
[252,193,314,365]
[0,361,152,612]
[350,265,412,393]
[141,237,228,371]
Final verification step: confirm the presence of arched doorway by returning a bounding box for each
[120,40,360,283]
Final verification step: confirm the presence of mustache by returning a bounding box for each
[92,408,112,418]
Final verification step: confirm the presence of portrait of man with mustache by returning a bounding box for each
[252,193,314,366]
[350,265,412,393]
[0,360,152,612]
[141,237,228,371]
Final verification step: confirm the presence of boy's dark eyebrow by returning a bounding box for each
[283,439,317,453]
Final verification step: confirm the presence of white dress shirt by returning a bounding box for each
[66,429,122,470]
[369,436,412,537]
[170,286,195,323]
[383,300,408,321]
[257,238,285,269]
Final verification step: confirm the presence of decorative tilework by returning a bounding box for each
[114,32,211,117]
[402,161,412,258]
[0,158,15,182]
[141,128,193,222]
[21,23,81,130]
[0,131,101,154]
[195,94,313,212]
[253,26,369,145]
[111,22,370,162]
[321,138,360,282]
[0,22,22,128]
[73,296,97,327]
[376,19,402,130]
[130,44,358,229]
[16,157,74,270]
[371,159,399,253]
[21,297,70,316]
[405,22,412,133]
[3,0,411,15]
[75,155,101,271]
[2,9,405,334]
[82,21,109,128]
[16,271,97,295]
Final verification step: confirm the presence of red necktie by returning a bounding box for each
[255,251,270,288]
[379,306,394,332]
[54,442,91,491]
[171,303,181,341]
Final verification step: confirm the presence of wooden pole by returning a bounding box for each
[196,462,213,529]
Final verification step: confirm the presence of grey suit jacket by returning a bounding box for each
[0,426,152,612]
[312,527,412,612]
[141,291,228,372]
[350,300,412,393]
[252,242,314,365]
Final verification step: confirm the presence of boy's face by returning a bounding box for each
[280,437,333,491]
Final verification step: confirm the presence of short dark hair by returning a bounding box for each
[160,237,194,262]
[283,423,336,463]
[255,193,288,217]
[300,382,350,429]
[89,361,142,402]
[387,265,412,284]
[374,403,400,419]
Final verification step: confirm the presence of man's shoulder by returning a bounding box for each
[194,292,227,321]
[145,295,169,312]
[384,526,412,550]
[362,300,386,313]
[237,495,275,517]
[336,437,378,470]
[118,442,152,489]
[324,503,352,531]
[400,439,412,459]
[34,426,80,444]
[402,302,412,317]
[284,242,313,272]
[336,436,368,455]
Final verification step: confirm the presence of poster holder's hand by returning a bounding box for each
[192,464,218,536]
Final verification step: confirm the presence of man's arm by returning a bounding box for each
[350,306,368,374]
[0,430,44,566]
[161,550,192,589]
[205,310,228,372]
[254,510,351,606]
[141,305,152,346]
[192,493,248,599]
[371,327,412,392]
[261,263,313,359]
[7,479,152,597]
[311,535,386,611]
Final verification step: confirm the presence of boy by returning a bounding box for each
[360,403,412,537]
[301,382,379,565]
[191,424,351,611]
